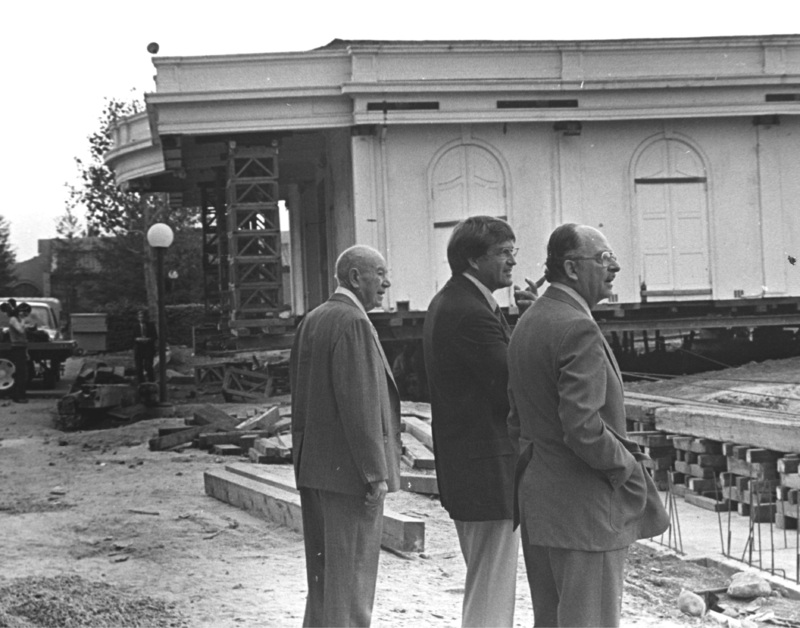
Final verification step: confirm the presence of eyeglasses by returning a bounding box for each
[493,247,519,260]
[562,251,618,268]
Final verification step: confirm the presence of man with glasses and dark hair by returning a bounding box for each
[423,215,541,627]
[507,223,668,627]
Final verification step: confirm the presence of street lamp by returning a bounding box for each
[146,222,174,404]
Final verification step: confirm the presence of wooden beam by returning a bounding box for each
[401,433,435,469]
[402,416,433,451]
[197,430,272,449]
[235,406,281,431]
[149,424,224,451]
[400,472,439,495]
[207,465,425,552]
[654,405,800,455]
[192,404,240,430]
[205,468,303,533]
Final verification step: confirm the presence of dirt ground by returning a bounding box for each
[3,352,800,626]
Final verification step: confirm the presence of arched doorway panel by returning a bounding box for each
[631,135,712,298]
[427,135,511,300]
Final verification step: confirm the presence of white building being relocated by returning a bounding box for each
[105,36,800,356]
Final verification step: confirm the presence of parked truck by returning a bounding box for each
[0,297,77,389]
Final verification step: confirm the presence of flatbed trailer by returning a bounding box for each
[0,340,77,389]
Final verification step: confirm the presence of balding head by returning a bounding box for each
[335,245,391,311]
[544,223,620,309]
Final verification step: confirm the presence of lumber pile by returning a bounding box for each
[148,403,291,461]
[399,409,439,496]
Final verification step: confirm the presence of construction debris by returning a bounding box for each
[147,403,290,460]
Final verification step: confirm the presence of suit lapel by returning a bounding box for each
[330,294,398,394]
[546,288,623,388]
[496,307,511,341]
[601,335,624,389]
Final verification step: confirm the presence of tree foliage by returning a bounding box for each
[59,97,203,313]
[0,215,16,296]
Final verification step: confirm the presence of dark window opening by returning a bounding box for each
[367,101,440,111]
[634,177,707,185]
[497,99,579,109]
[765,94,800,102]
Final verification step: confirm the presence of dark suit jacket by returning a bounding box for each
[132,320,157,351]
[290,294,402,496]
[423,274,516,521]
[507,286,668,550]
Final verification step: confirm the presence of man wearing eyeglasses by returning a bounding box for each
[423,215,541,627]
[507,223,668,627]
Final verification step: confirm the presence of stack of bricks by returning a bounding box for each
[670,436,729,511]
[775,454,800,529]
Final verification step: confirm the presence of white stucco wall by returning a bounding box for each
[359,116,800,311]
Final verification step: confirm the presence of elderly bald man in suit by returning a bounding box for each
[290,244,402,627]
[507,223,669,627]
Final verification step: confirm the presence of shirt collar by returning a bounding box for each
[550,282,592,316]
[334,286,368,316]
[462,272,499,311]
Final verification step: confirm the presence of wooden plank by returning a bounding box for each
[197,430,271,449]
[687,478,719,493]
[192,405,240,431]
[684,492,733,512]
[223,367,273,402]
[268,416,292,436]
[671,436,693,451]
[219,463,426,552]
[235,406,281,431]
[722,486,740,502]
[688,439,723,455]
[642,446,675,459]
[780,474,800,490]
[727,457,778,481]
[212,444,243,456]
[252,436,292,461]
[775,513,798,530]
[148,424,224,451]
[674,460,691,475]
[402,416,433,450]
[204,468,304,533]
[737,501,775,522]
[697,454,727,469]
[778,457,800,474]
[401,433,436,470]
[688,464,717,479]
[776,500,800,518]
[400,401,432,421]
[400,472,439,495]
[627,431,672,448]
[158,426,192,437]
[746,449,781,463]
[624,399,661,423]
[642,456,674,471]
[654,405,800,455]
[740,488,777,504]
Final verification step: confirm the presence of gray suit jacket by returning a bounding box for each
[290,294,402,496]
[507,286,668,551]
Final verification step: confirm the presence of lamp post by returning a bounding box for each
[146,223,174,404]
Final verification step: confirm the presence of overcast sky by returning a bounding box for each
[2,0,797,260]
